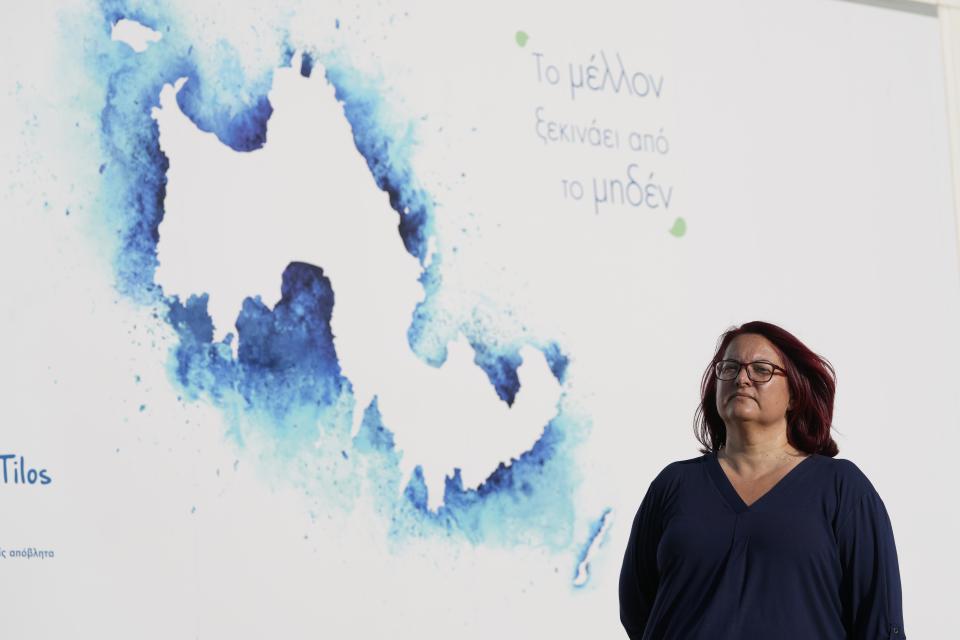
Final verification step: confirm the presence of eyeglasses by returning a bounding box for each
[714,359,787,383]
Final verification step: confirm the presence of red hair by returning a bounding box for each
[694,321,839,457]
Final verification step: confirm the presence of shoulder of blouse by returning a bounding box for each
[824,456,879,494]
[823,456,886,532]
[646,454,704,494]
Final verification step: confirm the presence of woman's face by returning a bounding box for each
[715,333,792,428]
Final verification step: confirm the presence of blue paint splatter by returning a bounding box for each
[542,342,570,383]
[322,55,435,265]
[300,52,314,78]
[573,508,613,588]
[403,465,430,512]
[468,339,522,406]
[175,73,274,152]
[85,0,587,552]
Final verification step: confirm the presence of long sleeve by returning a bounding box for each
[619,480,662,639]
[836,489,907,639]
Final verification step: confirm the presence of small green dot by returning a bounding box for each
[669,217,686,237]
[515,31,529,47]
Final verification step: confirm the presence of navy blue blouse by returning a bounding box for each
[619,452,906,639]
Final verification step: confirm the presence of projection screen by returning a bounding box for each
[2,0,957,637]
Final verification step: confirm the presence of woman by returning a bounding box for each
[619,321,906,639]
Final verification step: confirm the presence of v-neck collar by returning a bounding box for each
[706,450,816,514]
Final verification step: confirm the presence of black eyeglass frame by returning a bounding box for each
[713,359,787,383]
